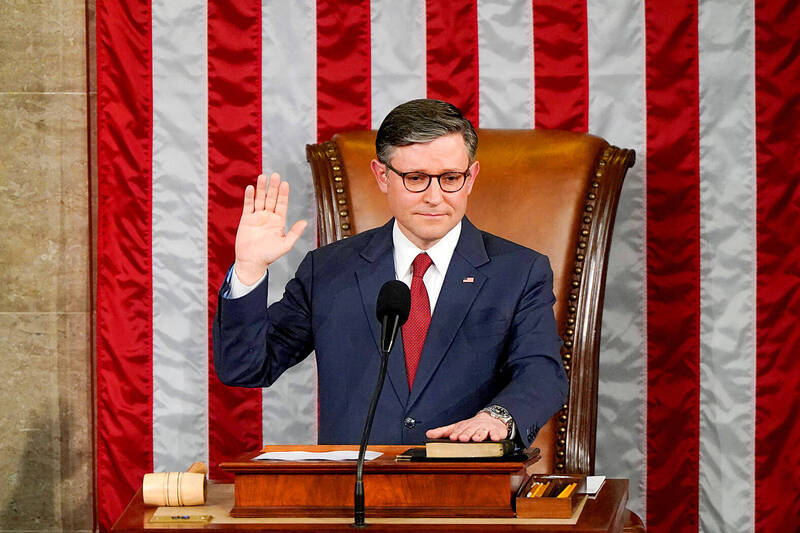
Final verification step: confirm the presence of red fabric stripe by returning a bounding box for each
[95,1,153,529]
[531,0,588,131]
[426,0,479,126]
[754,1,800,530]
[316,0,371,142]
[207,0,263,480]
[644,2,701,531]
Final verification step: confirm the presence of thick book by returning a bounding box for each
[424,439,517,458]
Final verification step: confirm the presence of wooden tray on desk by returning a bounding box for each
[219,445,539,518]
[516,474,586,518]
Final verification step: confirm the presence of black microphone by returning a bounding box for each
[376,280,411,354]
[354,280,411,528]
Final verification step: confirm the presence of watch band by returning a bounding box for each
[479,405,514,437]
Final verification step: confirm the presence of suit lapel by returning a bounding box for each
[355,220,410,407]
[407,218,489,409]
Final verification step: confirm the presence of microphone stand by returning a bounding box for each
[353,314,399,528]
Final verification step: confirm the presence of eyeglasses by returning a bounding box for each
[384,162,470,193]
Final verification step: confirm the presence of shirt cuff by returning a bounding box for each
[227,266,267,299]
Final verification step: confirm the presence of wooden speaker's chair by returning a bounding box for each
[307,129,642,530]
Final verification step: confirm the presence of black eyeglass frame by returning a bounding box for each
[383,162,471,193]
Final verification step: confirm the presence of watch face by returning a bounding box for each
[490,406,510,419]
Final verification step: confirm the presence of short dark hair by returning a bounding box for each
[375,99,478,164]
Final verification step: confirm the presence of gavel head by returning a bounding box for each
[142,471,207,507]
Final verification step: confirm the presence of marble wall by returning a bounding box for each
[0,0,94,530]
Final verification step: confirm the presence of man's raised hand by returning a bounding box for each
[234,173,307,285]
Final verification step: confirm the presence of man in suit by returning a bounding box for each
[213,99,567,448]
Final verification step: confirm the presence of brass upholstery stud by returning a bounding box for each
[563,353,571,360]
[322,142,352,238]
[577,254,585,261]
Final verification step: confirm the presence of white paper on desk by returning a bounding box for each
[585,475,606,495]
[253,451,383,461]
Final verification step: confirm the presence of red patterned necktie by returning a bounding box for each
[403,253,433,390]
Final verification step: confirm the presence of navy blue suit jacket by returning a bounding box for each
[213,218,567,447]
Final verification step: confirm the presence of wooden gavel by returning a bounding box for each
[142,462,207,507]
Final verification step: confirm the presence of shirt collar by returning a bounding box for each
[392,220,462,278]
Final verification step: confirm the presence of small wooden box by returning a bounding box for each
[515,474,585,518]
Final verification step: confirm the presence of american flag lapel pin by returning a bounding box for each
[462,276,475,283]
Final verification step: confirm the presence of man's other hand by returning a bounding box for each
[425,412,508,442]
[234,173,307,285]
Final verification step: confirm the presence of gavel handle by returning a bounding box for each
[187,462,207,475]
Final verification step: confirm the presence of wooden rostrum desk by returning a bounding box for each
[113,445,629,532]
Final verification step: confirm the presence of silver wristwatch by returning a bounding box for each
[479,405,514,437]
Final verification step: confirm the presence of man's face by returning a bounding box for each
[371,133,479,250]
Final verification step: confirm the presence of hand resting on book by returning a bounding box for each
[425,411,508,442]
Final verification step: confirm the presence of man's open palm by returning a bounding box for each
[234,173,307,285]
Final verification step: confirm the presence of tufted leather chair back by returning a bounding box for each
[307,129,635,475]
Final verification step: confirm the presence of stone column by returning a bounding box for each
[0,1,94,530]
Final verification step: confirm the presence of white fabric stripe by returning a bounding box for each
[477,0,534,128]
[260,0,318,445]
[370,0,426,130]
[151,0,208,471]
[697,1,756,531]
[586,0,647,520]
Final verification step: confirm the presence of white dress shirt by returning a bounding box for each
[391,221,461,314]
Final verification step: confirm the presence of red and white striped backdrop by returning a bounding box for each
[95,1,799,530]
